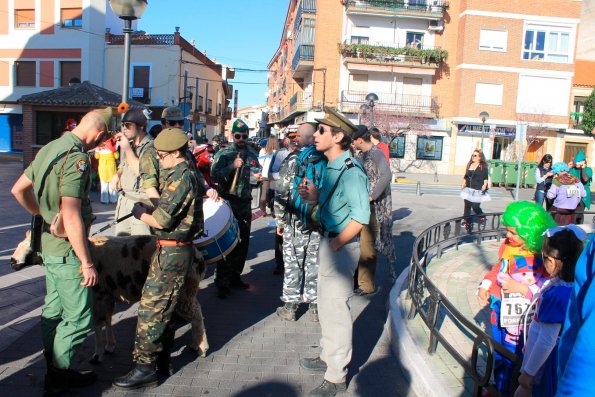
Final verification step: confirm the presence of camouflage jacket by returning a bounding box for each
[273,150,299,230]
[152,161,204,242]
[211,143,260,201]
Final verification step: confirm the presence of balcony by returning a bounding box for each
[289,91,314,114]
[129,87,151,104]
[341,90,439,117]
[570,112,583,129]
[345,0,447,19]
[339,40,447,71]
[292,44,315,76]
[223,107,233,120]
[294,0,317,32]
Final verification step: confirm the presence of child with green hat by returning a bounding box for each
[569,150,592,223]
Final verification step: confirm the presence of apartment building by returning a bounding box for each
[234,104,268,138]
[0,0,125,151]
[104,29,234,139]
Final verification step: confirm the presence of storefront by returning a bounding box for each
[456,123,517,161]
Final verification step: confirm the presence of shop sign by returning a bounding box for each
[457,124,516,137]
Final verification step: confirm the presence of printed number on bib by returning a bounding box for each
[567,186,580,198]
[500,291,531,327]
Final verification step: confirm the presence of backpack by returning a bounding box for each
[288,145,327,232]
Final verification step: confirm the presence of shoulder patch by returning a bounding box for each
[167,183,177,192]
[76,158,88,174]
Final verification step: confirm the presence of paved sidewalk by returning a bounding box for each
[390,240,503,397]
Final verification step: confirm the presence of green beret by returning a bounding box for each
[232,119,249,134]
[154,127,187,152]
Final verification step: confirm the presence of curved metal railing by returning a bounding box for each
[406,211,595,396]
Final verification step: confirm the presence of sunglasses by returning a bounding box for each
[123,122,136,129]
[167,120,183,127]
[234,134,248,140]
[318,125,327,134]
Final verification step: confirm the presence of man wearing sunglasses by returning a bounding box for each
[298,107,370,397]
[161,106,185,129]
[211,119,261,298]
[110,109,153,235]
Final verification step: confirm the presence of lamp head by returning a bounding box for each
[360,103,370,111]
[479,111,489,123]
[365,93,379,103]
[109,0,148,20]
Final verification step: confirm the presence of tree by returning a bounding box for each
[582,88,595,136]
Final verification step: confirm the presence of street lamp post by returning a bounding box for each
[365,93,378,128]
[479,111,489,155]
[109,0,148,107]
[359,103,369,125]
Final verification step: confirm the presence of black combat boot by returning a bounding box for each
[230,275,250,289]
[44,366,69,397]
[156,351,173,376]
[276,302,298,321]
[113,363,158,389]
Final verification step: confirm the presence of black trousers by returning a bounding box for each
[463,199,484,222]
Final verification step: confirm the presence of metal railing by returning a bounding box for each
[341,90,439,115]
[292,44,315,70]
[407,212,595,396]
[343,38,438,51]
[289,91,314,113]
[346,0,448,14]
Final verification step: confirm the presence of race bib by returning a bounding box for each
[500,291,531,327]
[567,185,580,198]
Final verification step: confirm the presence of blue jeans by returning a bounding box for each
[534,189,545,206]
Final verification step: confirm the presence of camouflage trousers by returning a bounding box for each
[281,222,320,304]
[133,244,193,365]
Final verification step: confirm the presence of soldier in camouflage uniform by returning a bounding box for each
[211,119,261,298]
[113,128,204,389]
[275,123,326,322]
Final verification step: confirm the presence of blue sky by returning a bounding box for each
[138,1,288,109]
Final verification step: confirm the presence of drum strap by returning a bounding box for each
[156,239,194,248]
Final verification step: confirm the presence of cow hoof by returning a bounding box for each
[89,355,102,365]
[198,348,207,358]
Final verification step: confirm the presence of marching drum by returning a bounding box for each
[194,199,239,264]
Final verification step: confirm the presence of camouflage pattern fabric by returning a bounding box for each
[281,219,320,303]
[133,245,193,364]
[274,147,319,303]
[211,143,260,201]
[140,145,166,193]
[132,160,203,364]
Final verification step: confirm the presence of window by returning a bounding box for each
[197,95,204,112]
[350,36,369,44]
[207,99,213,114]
[60,61,81,87]
[523,25,571,63]
[351,26,369,44]
[475,83,503,105]
[479,29,507,52]
[389,135,405,158]
[571,97,586,127]
[217,103,222,116]
[416,136,443,160]
[61,8,83,28]
[16,61,36,86]
[406,32,424,49]
[15,9,35,29]
[131,65,150,104]
[349,74,368,92]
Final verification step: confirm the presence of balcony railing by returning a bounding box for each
[292,44,315,71]
[340,40,447,66]
[294,0,317,32]
[289,92,314,113]
[341,90,439,116]
[129,87,151,104]
[345,0,447,16]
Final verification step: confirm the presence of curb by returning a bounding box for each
[388,269,455,397]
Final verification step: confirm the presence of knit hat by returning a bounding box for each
[552,162,570,174]
[232,119,249,134]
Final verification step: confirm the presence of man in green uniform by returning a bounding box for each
[211,119,261,298]
[111,109,154,235]
[113,128,204,389]
[569,149,592,224]
[298,107,370,397]
[11,107,114,395]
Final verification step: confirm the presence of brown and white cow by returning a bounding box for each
[10,231,209,363]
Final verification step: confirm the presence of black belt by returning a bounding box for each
[322,230,339,238]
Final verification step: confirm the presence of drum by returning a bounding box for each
[193,199,239,264]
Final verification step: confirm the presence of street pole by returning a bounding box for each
[514,124,525,201]
[481,120,485,154]
[121,19,132,106]
[370,105,374,128]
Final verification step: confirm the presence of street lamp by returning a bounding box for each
[359,103,369,125]
[479,111,489,154]
[109,0,148,108]
[365,93,379,128]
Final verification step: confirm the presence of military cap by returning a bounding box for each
[161,106,185,121]
[232,119,249,134]
[154,127,188,152]
[122,109,147,126]
[93,107,114,131]
[315,106,357,137]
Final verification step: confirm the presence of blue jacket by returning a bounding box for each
[557,237,595,396]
